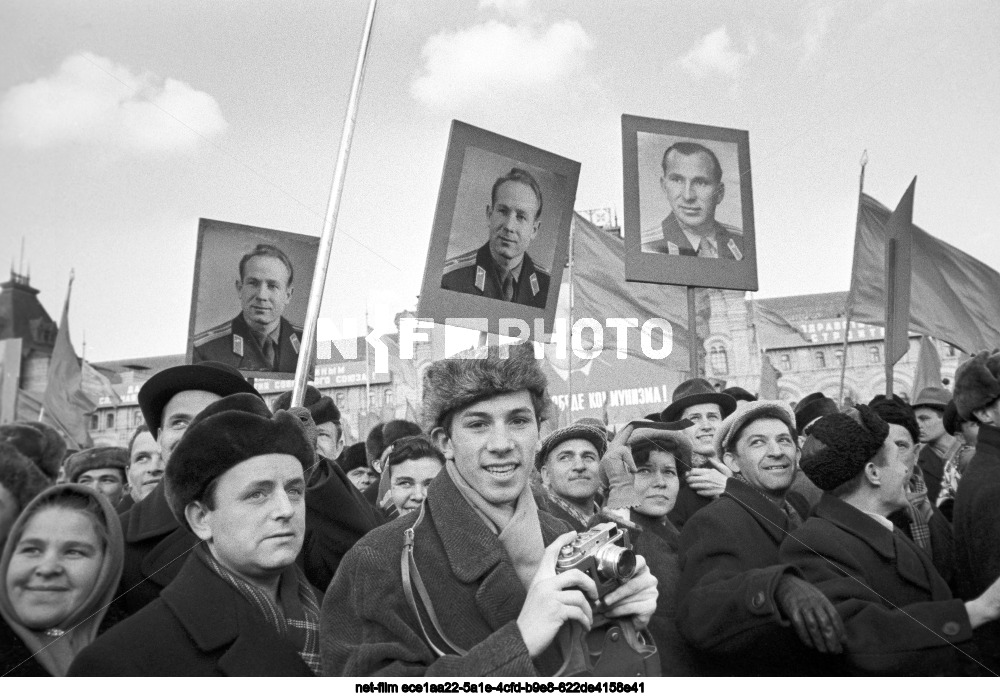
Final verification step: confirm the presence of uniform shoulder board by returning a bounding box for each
[193,322,233,347]
[640,227,663,245]
[532,261,550,276]
[721,222,743,237]
[442,250,478,275]
[291,323,304,333]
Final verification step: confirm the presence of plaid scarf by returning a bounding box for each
[196,544,323,675]
[544,488,599,529]
[903,467,933,550]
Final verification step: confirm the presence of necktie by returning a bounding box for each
[501,273,514,302]
[697,238,718,258]
[262,337,276,369]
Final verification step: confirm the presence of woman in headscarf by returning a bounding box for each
[1,483,123,676]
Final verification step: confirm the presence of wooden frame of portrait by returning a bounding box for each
[417,120,580,340]
[622,114,758,292]
[186,218,320,380]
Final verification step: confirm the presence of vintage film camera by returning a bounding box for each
[556,521,637,609]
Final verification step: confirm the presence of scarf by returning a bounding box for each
[195,543,323,675]
[544,488,598,530]
[444,460,545,589]
[0,484,124,677]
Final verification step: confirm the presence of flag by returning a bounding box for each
[883,178,915,365]
[847,192,1000,354]
[911,336,943,401]
[82,360,121,406]
[42,275,94,448]
[758,354,782,400]
[405,398,422,426]
[0,338,21,425]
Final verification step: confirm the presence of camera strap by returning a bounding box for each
[401,502,469,658]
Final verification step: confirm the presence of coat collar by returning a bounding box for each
[974,423,1000,462]
[722,476,791,545]
[123,482,180,542]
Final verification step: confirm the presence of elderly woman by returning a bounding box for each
[1,483,124,676]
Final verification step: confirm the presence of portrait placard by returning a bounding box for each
[186,218,320,379]
[417,120,580,339]
[622,115,758,291]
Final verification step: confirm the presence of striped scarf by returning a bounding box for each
[196,544,323,675]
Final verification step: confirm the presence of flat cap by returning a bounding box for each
[714,400,797,455]
[535,423,608,470]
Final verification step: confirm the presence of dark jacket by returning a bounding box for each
[1,619,48,677]
[642,213,743,260]
[441,243,550,309]
[321,469,570,677]
[69,550,315,676]
[780,494,980,676]
[676,477,832,676]
[192,313,303,373]
[953,423,1000,672]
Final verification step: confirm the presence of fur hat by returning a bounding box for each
[421,343,550,431]
[943,400,964,436]
[366,420,422,464]
[800,406,889,492]
[0,422,65,481]
[868,395,919,444]
[138,361,260,439]
[64,446,128,483]
[0,442,50,513]
[714,400,797,455]
[164,393,313,530]
[954,349,1000,420]
[794,392,839,433]
[271,386,341,427]
[660,378,737,423]
[341,442,371,473]
[535,423,608,470]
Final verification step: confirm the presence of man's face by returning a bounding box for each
[128,430,163,502]
[315,421,344,462]
[887,423,917,476]
[437,390,539,508]
[633,449,680,519]
[487,181,541,265]
[681,402,723,458]
[874,436,907,511]
[914,407,946,443]
[76,468,125,505]
[541,438,601,506]
[236,255,293,331]
[390,456,442,515]
[190,453,305,585]
[661,151,724,231]
[346,466,378,493]
[974,396,1000,428]
[158,390,221,468]
[724,418,797,495]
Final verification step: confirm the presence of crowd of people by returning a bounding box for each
[1,346,999,677]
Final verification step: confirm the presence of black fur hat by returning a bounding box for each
[366,420,422,464]
[954,349,1000,420]
[868,395,919,444]
[272,386,341,427]
[421,343,550,430]
[800,405,889,492]
[341,442,371,473]
[0,422,65,481]
[164,393,313,530]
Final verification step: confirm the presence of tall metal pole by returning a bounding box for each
[291,0,379,407]
[567,223,575,425]
[687,287,698,378]
[838,150,867,406]
[884,238,897,398]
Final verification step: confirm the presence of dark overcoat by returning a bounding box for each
[1,619,48,676]
[779,493,980,676]
[440,243,550,309]
[676,477,833,676]
[321,469,571,677]
[953,423,1000,672]
[69,551,315,676]
[192,313,303,373]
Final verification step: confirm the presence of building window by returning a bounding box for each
[383,389,394,406]
[815,351,826,369]
[834,349,844,367]
[133,410,144,427]
[105,412,115,430]
[869,346,881,363]
[709,346,728,375]
[336,391,346,405]
[90,414,99,431]
[780,354,791,371]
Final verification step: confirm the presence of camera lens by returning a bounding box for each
[595,546,637,581]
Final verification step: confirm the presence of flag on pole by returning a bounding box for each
[42,274,95,448]
[758,354,782,400]
[911,336,943,401]
[883,178,916,366]
[82,360,121,406]
[848,192,1000,354]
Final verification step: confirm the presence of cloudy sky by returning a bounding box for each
[1,0,997,361]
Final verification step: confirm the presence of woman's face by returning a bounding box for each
[6,507,105,630]
[633,450,681,519]
[390,457,442,515]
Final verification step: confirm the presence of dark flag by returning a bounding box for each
[42,274,94,448]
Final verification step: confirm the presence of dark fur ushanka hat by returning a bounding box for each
[0,422,65,481]
[421,343,550,431]
[800,405,890,492]
[868,395,919,444]
[65,446,128,483]
[271,386,341,427]
[164,393,314,530]
[954,349,1000,420]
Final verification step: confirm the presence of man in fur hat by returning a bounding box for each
[65,445,129,506]
[676,400,845,676]
[952,349,1000,671]
[321,344,658,677]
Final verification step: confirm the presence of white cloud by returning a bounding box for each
[678,27,751,77]
[0,52,227,153]
[478,0,533,17]
[411,19,593,108]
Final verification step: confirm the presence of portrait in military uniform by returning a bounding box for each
[186,218,320,377]
[418,121,579,340]
[622,115,758,292]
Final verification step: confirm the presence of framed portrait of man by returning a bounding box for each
[417,120,580,339]
[186,218,320,378]
[622,115,758,291]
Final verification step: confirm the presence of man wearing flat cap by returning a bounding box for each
[677,400,845,676]
[534,423,608,532]
[659,378,736,529]
[911,386,958,507]
[71,394,322,676]
[780,406,1000,675]
[321,344,658,677]
[65,446,129,507]
[952,349,1000,672]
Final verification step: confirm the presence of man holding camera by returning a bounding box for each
[320,344,657,676]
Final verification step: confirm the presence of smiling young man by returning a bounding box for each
[70,394,322,676]
[321,344,657,676]
[535,423,608,532]
[677,400,845,676]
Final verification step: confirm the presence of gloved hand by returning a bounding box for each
[599,423,641,510]
[775,574,846,654]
